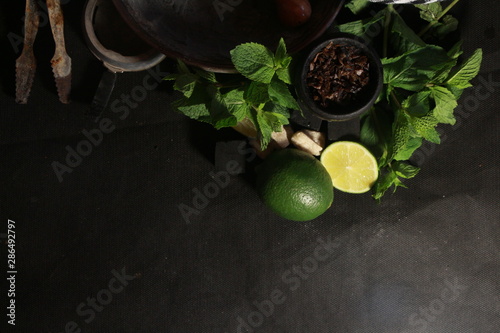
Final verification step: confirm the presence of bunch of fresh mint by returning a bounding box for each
[166,0,482,201]
[165,38,299,149]
[339,0,482,200]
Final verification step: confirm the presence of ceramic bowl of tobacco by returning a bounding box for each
[295,33,383,121]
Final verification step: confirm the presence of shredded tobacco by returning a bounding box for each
[306,42,370,108]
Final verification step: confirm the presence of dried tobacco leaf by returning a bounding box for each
[306,42,370,108]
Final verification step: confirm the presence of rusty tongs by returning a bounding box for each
[15,0,71,104]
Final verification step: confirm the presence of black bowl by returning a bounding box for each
[295,33,383,122]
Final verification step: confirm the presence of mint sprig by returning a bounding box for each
[344,0,483,200]
[165,38,298,150]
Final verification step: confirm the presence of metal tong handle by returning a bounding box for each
[47,0,72,103]
[15,0,40,104]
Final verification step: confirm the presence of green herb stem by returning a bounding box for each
[390,90,402,110]
[214,82,245,89]
[370,107,382,135]
[370,107,389,166]
[382,5,394,58]
[418,0,460,37]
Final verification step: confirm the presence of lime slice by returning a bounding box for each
[320,141,378,194]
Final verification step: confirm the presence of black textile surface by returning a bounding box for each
[0,1,499,332]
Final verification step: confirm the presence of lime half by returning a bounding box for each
[320,141,378,194]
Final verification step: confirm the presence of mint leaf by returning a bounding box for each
[268,78,300,110]
[416,3,443,23]
[163,73,178,81]
[430,15,458,39]
[252,106,290,150]
[402,91,431,117]
[268,112,290,126]
[429,86,458,125]
[171,78,240,130]
[208,88,239,129]
[346,0,370,15]
[274,38,288,66]
[410,114,441,144]
[394,135,423,161]
[447,85,465,100]
[255,111,274,149]
[335,20,365,36]
[382,45,451,91]
[372,170,400,201]
[360,111,379,147]
[276,67,292,85]
[173,92,213,126]
[194,68,217,83]
[173,73,199,98]
[392,161,420,179]
[244,81,270,104]
[430,60,458,85]
[372,164,415,200]
[446,48,483,89]
[261,112,286,133]
[176,102,211,120]
[223,88,249,122]
[172,82,210,117]
[424,41,465,84]
[230,43,275,84]
[274,38,293,84]
[391,111,412,159]
[402,92,440,144]
[447,40,463,59]
[391,11,426,54]
[360,108,393,167]
[176,59,191,75]
[265,102,291,119]
[335,12,384,38]
[372,165,414,201]
[392,111,423,161]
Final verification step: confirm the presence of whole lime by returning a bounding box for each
[256,148,334,221]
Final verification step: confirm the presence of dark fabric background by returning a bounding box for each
[0,1,498,332]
